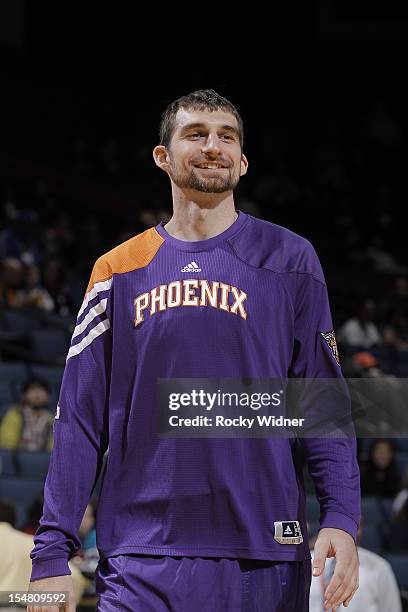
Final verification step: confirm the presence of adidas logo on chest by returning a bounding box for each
[181,261,201,272]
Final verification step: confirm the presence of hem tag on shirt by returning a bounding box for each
[274,521,303,544]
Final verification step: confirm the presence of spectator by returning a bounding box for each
[365,235,408,274]
[392,469,408,517]
[70,502,100,575]
[0,379,54,451]
[309,520,402,611]
[337,299,382,350]
[42,211,75,260]
[0,498,86,606]
[381,276,408,351]
[342,354,402,436]
[79,502,97,551]
[0,201,42,264]
[0,258,25,308]
[392,277,408,313]
[342,351,380,378]
[13,264,54,312]
[42,259,74,317]
[383,307,408,351]
[361,439,401,498]
[388,494,408,553]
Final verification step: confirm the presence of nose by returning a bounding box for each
[201,133,221,156]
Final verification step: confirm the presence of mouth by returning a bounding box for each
[193,163,229,170]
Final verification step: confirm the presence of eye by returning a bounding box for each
[188,133,201,139]
[221,134,234,141]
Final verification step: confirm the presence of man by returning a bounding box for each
[0,499,86,610]
[310,522,401,611]
[0,379,53,452]
[29,89,360,611]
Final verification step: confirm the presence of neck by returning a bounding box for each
[164,186,237,241]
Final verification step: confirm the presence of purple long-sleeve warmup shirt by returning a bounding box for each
[30,211,360,581]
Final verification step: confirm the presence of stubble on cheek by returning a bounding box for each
[169,158,240,193]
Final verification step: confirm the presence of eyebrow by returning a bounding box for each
[179,122,239,137]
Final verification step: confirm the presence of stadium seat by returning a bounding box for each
[396,438,408,453]
[0,362,28,385]
[395,352,408,378]
[369,346,394,374]
[361,496,382,524]
[3,310,41,335]
[384,554,408,588]
[15,450,51,480]
[0,362,28,403]
[30,364,64,388]
[31,330,69,361]
[359,524,382,554]
[0,476,45,529]
[0,380,14,405]
[395,452,408,479]
[380,497,394,521]
[0,449,18,476]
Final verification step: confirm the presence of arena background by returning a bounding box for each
[0,2,407,609]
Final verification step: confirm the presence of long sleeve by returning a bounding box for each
[30,258,112,581]
[289,249,361,541]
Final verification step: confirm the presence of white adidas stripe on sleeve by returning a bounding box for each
[66,319,111,361]
[72,299,108,339]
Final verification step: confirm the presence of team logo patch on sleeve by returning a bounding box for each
[320,330,340,365]
[274,521,303,544]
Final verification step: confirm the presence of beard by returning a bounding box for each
[168,157,241,193]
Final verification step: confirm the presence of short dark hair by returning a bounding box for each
[159,89,244,149]
[0,498,17,527]
[23,378,50,395]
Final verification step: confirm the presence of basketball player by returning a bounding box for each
[28,89,360,611]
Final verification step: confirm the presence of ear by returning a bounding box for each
[153,145,171,173]
[240,153,249,177]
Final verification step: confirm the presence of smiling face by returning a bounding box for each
[154,108,248,194]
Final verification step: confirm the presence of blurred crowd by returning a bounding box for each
[1,90,408,609]
[1,93,407,315]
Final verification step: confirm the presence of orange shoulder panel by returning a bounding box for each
[85,227,164,294]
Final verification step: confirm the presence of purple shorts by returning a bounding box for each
[95,555,312,611]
